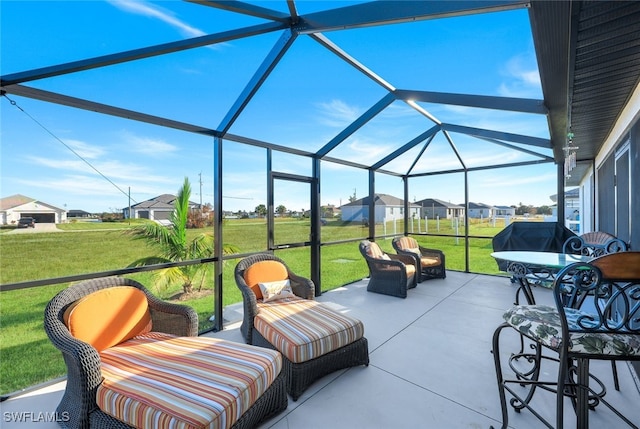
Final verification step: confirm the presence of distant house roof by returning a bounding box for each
[549,188,579,203]
[127,194,198,210]
[68,209,92,216]
[463,202,496,209]
[494,205,514,210]
[415,198,464,208]
[341,193,420,208]
[0,194,64,211]
[0,194,35,210]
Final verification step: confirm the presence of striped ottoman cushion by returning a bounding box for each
[97,332,282,429]
[255,298,365,363]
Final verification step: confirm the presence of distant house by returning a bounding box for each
[493,205,516,217]
[123,194,199,221]
[340,193,420,223]
[550,188,581,231]
[464,202,495,218]
[321,204,341,218]
[0,194,67,224]
[67,209,93,219]
[414,198,465,219]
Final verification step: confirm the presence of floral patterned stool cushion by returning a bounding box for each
[503,305,640,357]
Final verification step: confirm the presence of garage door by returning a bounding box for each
[22,213,55,223]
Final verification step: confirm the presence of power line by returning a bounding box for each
[2,93,137,204]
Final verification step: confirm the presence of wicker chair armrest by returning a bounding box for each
[236,277,260,319]
[44,305,104,414]
[288,271,315,300]
[388,253,416,267]
[146,296,198,337]
[46,322,103,379]
[418,246,445,259]
[368,255,405,272]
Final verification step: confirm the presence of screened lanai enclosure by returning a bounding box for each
[2,0,640,342]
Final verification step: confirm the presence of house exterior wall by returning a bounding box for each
[494,207,516,217]
[1,201,67,224]
[421,206,449,219]
[341,205,419,223]
[468,208,493,218]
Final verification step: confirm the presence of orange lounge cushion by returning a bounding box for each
[63,286,152,351]
[420,256,441,268]
[243,260,289,300]
[405,264,416,277]
[395,237,418,250]
[97,332,282,429]
[255,297,365,363]
[365,243,386,259]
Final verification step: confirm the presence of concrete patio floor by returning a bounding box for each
[2,271,639,428]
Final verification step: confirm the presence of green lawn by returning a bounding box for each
[0,216,514,395]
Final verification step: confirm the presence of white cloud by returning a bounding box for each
[497,53,542,98]
[315,100,361,127]
[26,155,175,186]
[121,132,178,156]
[63,139,106,159]
[346,137,393,164]
[108,0,205,38]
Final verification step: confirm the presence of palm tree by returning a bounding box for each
[126,177,237,295]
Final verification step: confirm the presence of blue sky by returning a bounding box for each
[1,1,558,214]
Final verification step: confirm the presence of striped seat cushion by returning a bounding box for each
[255,297,365,363]
[420,256,441,267]
[97,332,282,429]
[395,236,418,250]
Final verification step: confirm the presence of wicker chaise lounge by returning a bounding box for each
[44,277,287,429]
[359,240,418,298]
[235,253,369,401]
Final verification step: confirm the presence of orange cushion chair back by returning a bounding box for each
[63,286,152,351]
[243,260,289,299]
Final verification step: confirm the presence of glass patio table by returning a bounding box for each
[491,251,592,305]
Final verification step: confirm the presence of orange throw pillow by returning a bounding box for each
[63,286,152,351]
[243,260,289,299]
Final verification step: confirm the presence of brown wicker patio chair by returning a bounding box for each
[44,276,287,429]
[392,236,446,282]
[235,253,369,401]
[359,239,418,298]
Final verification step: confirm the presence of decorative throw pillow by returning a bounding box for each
[259,279,295,303]
[380,253,391,260]
[407,247,421,256]
[244,260,289,299]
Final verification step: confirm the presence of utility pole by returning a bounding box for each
[198,172,203,209]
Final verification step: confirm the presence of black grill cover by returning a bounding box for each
[492,222,577,270]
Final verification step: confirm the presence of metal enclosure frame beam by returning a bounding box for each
[395,89,548,114]
[316,93,396,158]
[218,29,297,134]
[1,22,287,86]
[296,0,530,33]
[442,123,551,148]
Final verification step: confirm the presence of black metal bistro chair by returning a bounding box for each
[563,231,629,257]
[492,252,640,429]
